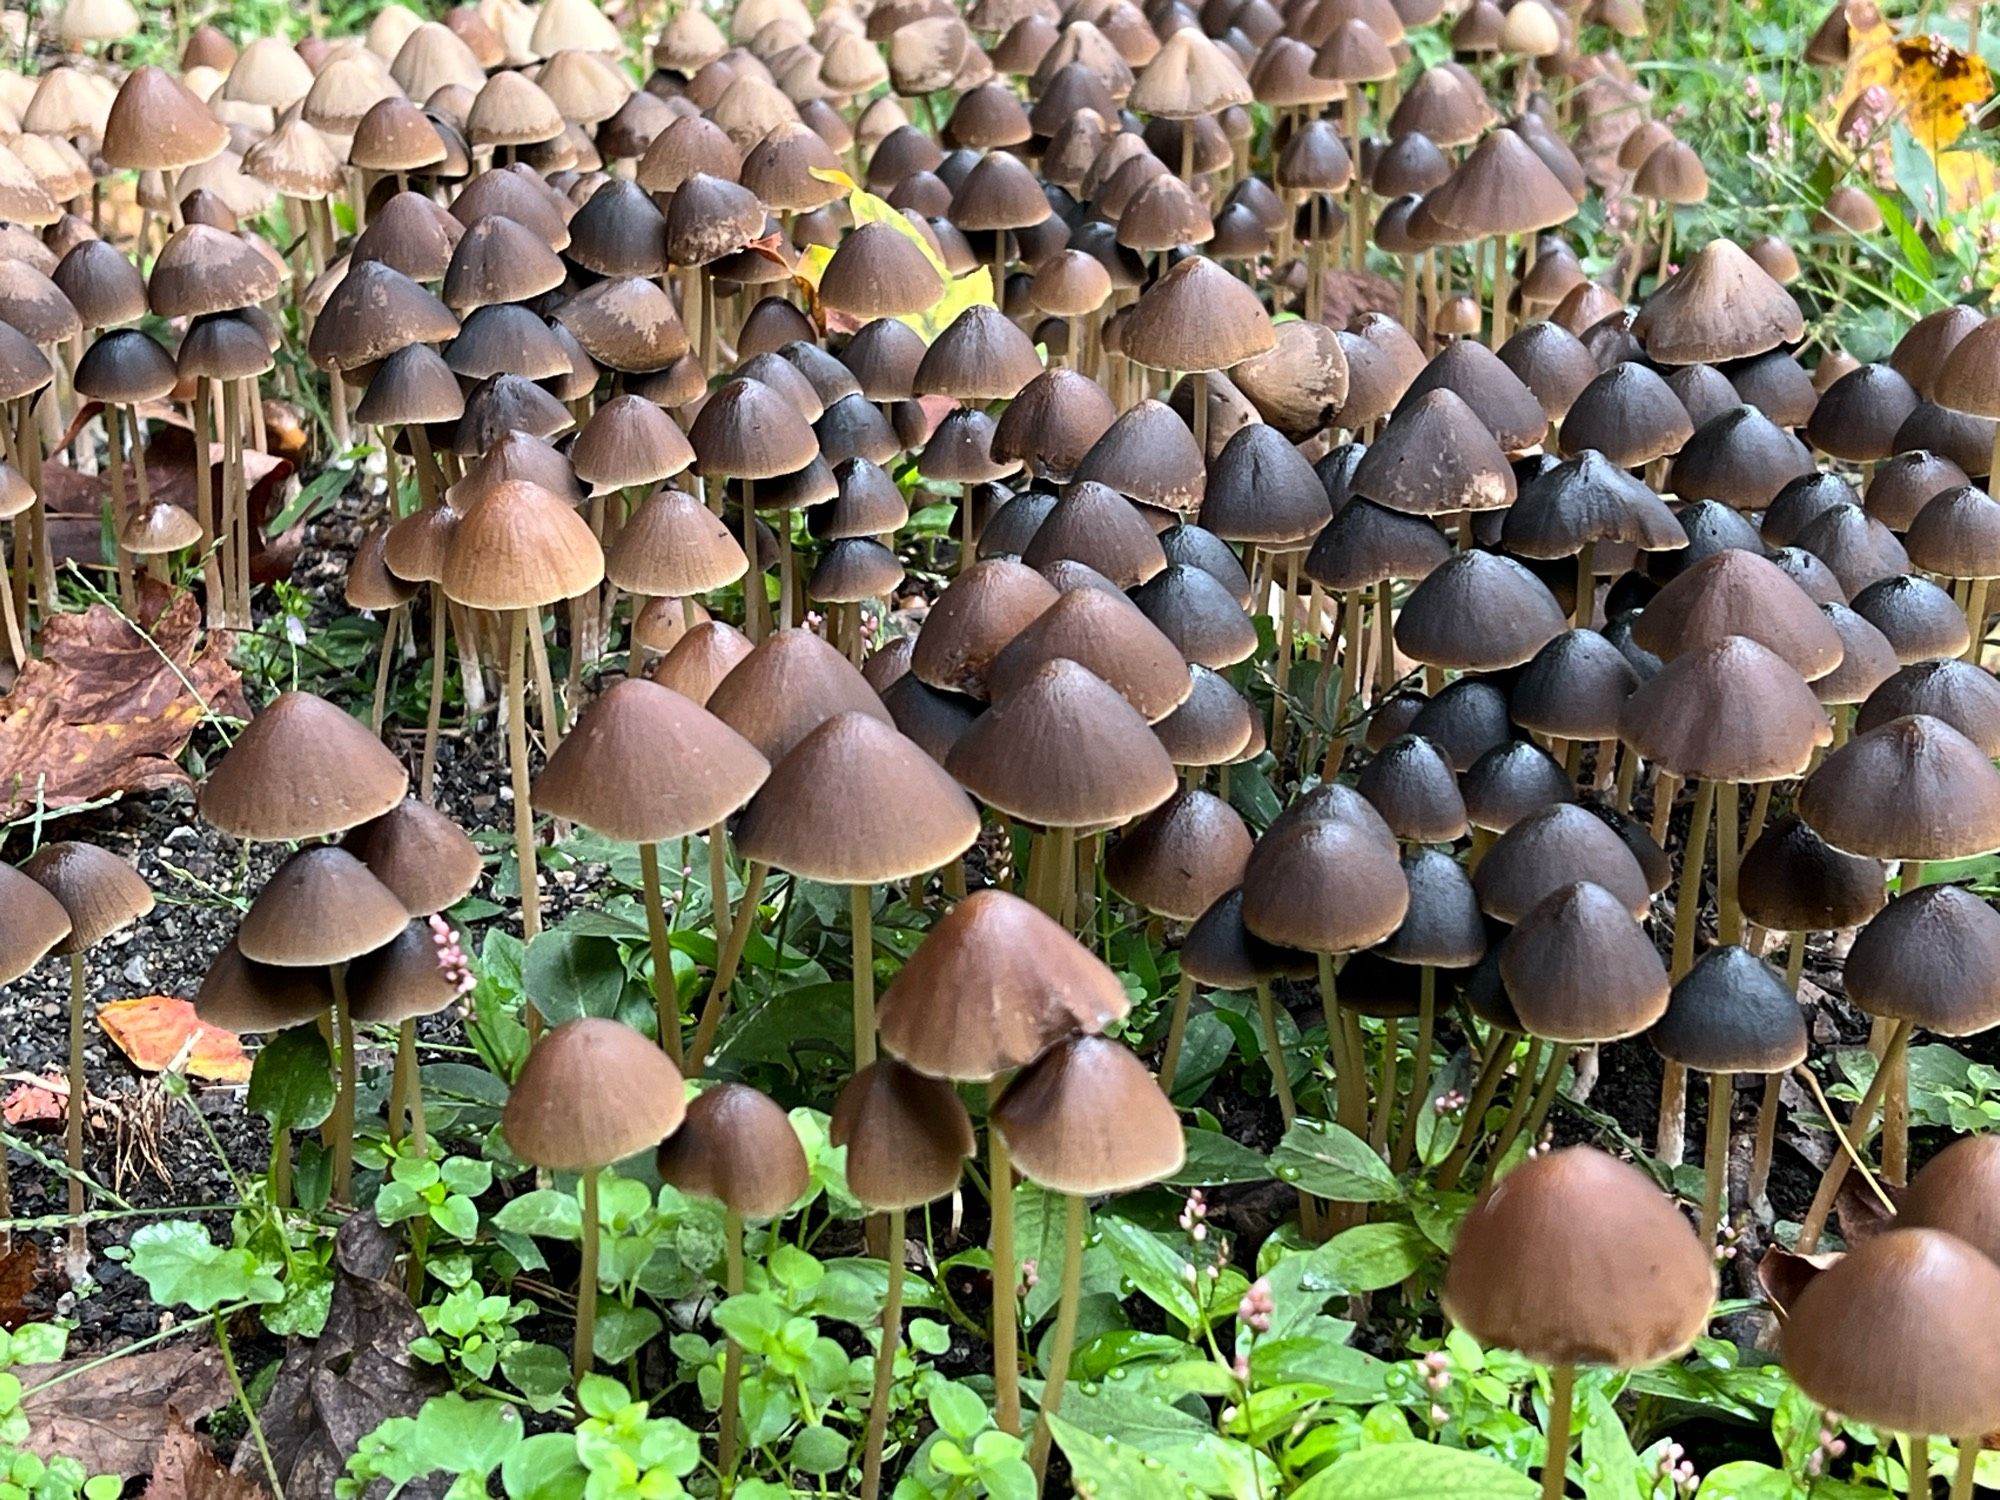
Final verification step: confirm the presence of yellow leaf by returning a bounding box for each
[1827,0,1994,212]
[903,267,996,341]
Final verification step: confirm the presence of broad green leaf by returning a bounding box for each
[246,1025,335,1133]
[1248,1319,1393,1403]
[1292,1440,1541,1500]
[1095,1216,1200,1327]
[1270,1119,1403,1203]
[1693,1461,1806,1500]
[127,1222,282,1311]
[1045,1414,1201,1499]
[522,930,630,1026]
[591,1303,662,1364]
[1169,1128,1271,1186]
[1315,1222,1433,1293]
[414,1394,521,1476]
[500,1343,572,1411]
[492,1189,583,1240]
[501,1432,587,1500]
[928,1380,990,1443]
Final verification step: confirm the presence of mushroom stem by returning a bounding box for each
[851,884,877,1066]
[1258,980,1317,1236]
[1796,1016,1913,1252]
[1784,929,1806,991]
[988,1080,1022,1436]
[1157,972,1195,1095]
[1319,953,1368,1143]
[420,584,446,802]
[1659,778,1716,1167]
[191,379,222,629]
[687,861,769,1075]
[1375,578,1396,699]
[1748,1070,1781,1211]
[1910,1436,1930,1500]
[1391,967,1437,1172]
[1650,771,1680,844]
[574,1170,600,1382]
[1613,745,1637,812]
[718,1206,746,1471]
[1327,591,1363,762]
[507,609,541,942]
[1273,548,1297,763]
[1572,540,1594,630]
[1745,780,1774,847]
[1715,780,1741,945]
[1701,1070,1732,1242]
[1541,1363,1576,1500]
[640,842,681,1067]
[1026,1191,1087,1485]
[330,962,355,1205]
[397,1017,427,1156]
[370,602,401,735]
[709,820,733,956]
[1192,369,1209,467]
[859,1205,907,1500]
[1951,1436,1979,1500]
[1520,1044,1570,1147]
[66,951,86,1270]
[742,480,764,640]
[105,402,133,613]
[1438,1028,1515,1190]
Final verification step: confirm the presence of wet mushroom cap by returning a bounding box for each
[655,1081,810,1220]
[829,1059,977,1211]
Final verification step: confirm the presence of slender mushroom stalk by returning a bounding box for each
[1540,1364,1577,1500]
[65,952,85,1261]
[1025,1191,1087,1483]
[1156,972,1195,1095]
[329,961,356,1204]
[859,1203,908,1500]
[575,1170,601,1382]
[1796,1017,1913,1251]
[1391,967,1437,1171]
[988,1088,1022,1435]
[640,843,680,1066]
[507,609,541,941]
[1701,1071,1731,1242]
[686,861,769,1073]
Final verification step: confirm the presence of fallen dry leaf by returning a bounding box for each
[1755,1244,1844,1320]
[0,585,249,821]
[1826,0,1995,215]
[145,1411,269,1500]
[241,1214,448,1500]
[0,1239,43,1327]
[98,997,251,1084]
[3,1072,65,1126]
[18,1341,230,1479]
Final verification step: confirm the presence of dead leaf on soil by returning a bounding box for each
[0,1239,43,1327]
[145,1411,269,1500]
[98,997,251,1084]
[17,1340,230,1478]
[239,1214,448,1500]
[2,1072,66,1126]
[1833,1168,1901,1245]
[1756,1244,1843,1320]
[0,585,248,821]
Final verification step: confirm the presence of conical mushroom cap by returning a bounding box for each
[195,937,333,1033]
[708,628,893,762]
[441,479,605,609]
[1104,789,1253,922]
[1424,126,1576,238]
[1844,884,2000,1035]
[830,1060,976,1210]
[534,679,770,844]
[1394,550,1567,671]
[1074,399,1207,514]
[1737,813,1886,934]
[1152,664,1256,766]
[1618,635,1830,783]
[690,376,821,480]
[1783,1229,2000,1437]
[199,691,409,841]
[1461,739,1575,835]
[1473,802,1651,923]
[878,888,1131,1079]
[1634,239,1804,366]
[1355,734,1468,844]
[237,847,412,968]
[1498,880,1668,1043]
[1511,629,1641,741]
[735,713,980,883]
[1199,422,1332,547]
[1443,1146,1714,1367]
[347,920,465,1026]
[103,65,229,171]
[1652,945,1808,1073]
[1857,658,2000,755]
[606,489,744,598]
[1632,548,1844,681]
[340,799,483,916]
[503,1017,686,1171]
[19,842,152,954]
[819,220,947,319]
[1351,388,1516,516]
[991,1035,1184,1194]
[1376,848,1485,968]
[1900,1135,2000,1265]
[947,657,1178,827]
[655,1081,808,1219]
[986,587,1191,723]
[0,863,73,982]
[1122,254,1275,373]
[1797,714,2000,861]
[1241,790,1409,953]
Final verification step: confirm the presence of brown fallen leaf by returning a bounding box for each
[2,1072,66,1126]
[0,1239,43,1327]
[1833,1168,1901,1247]
[145,1411,268,1500]
[1755,1245,1844,1321]
[98,998,252,1084]
[0,585,249,821]
[239,1214,449,1500]
[17,1341,230,1479]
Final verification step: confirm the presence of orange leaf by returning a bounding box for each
[97,997,251,1083]
[2,1074,65,1126]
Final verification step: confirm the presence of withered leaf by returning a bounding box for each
[0,586,249,820]
[17,1341,231,1478]
[145,1411,269,1500]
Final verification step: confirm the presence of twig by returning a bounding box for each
[1791,1063,1896,1216]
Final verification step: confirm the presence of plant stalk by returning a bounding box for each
[859,1205,907,1500]
[1026,1192,1087,1484]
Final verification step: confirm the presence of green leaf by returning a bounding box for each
[441,1156,495,1197]
[430,1194,480,1241]
[500,1343,573,1411]
[264,465,348,537]
[1581,1390,1645,1500]
[1095,1216,1200,1327]
[576,1373,630,1419]
[1168,1128,1272,1186]
[523,930,630,1026]
[1271,1120,1403,1203]
[501,1432,588,1500]
[910,1318,950,1355]
[492,1189,583,1240]
[246,1026,335,1132]
[789,1424,850,1475]
[928,1380,990,1443]
[1249,1318,1393,1403]
[1314,1223,1432,1293]
[127,1222,282,1311]
[5,1326,65,1366]
[1044,1414,1200,1499]
[1693,1461,1806,1500]
[591,1303,662,1364]
[1292,1441,1541,1500]
[414,1395,522,1477]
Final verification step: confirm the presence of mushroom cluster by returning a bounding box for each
[3,0,1999,1491]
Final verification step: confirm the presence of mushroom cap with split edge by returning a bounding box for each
[504,1017,687,1172]
[877,888,1131,1081]
[0,863,75,982]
